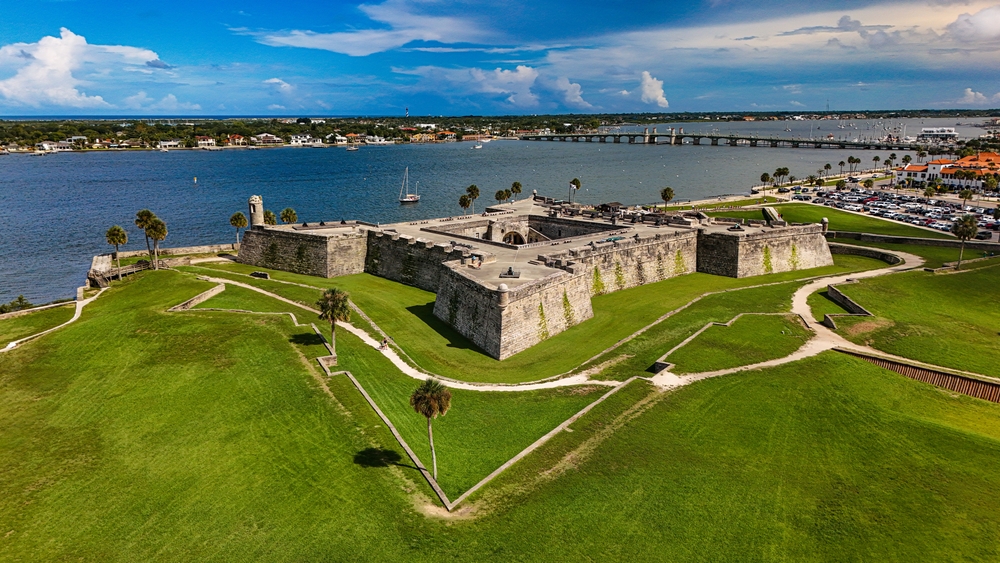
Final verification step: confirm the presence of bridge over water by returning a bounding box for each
[520,128,927,151]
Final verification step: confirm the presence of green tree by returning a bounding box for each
[510,181,522,202]
[134,209,157,264]
[263,209,277,225]
[838,161,846,175]
[902,155,912,166]
[146,218,168,270]
[230,212,248,244]
[872,155,880,169]
[409,378,452,480]
[105,225,128,280]
[984,176,998,193]
[923,186,937,198]
[760,172,771,190]
[503,188,512,202]
[823,163,832,177]
[863,179,874,189]
[959,188,974,209]
[458,194,471,215]
[569,178,581,203]
[950,214,978,269]
[660,186,675,208]
[280,208,297,224]
[466,184,480,214]
[836,180,847,191]
[316,288,351,360]
[495,189,506,204]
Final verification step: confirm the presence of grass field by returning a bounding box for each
[806,289,851,322]
[6,275,1000,562]
[830,238,1000,268]
[666,314,812,374]
[709,203,954,239]
[835,263,1000,378]
[0,304,75,345]
[180,255,884,383]
[658,195,779,211]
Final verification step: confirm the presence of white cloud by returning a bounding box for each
[400,64,540,107]
[253,0,484,56]
[958,87,988,104]
[619,89,630,96]
[554,77,591,108]
[783,84,802,94]
[0,28,162,109]
[948,5,1000,41]
[153,94,200,111]
[268,104,286,110]
[639,71,669,108]
[993,92,1000,101]
[789,100,805,107]
[123,91,200,111]
[123,91,154,109]
[264,77,293,92]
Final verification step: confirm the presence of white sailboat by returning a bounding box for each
[398,167,420,204]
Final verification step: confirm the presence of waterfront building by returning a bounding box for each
[253,133,284,146]
[895,152,1000,188]
[195,136,216,148]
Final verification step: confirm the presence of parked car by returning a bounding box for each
[975,231,993,240]
[778,187,791,193]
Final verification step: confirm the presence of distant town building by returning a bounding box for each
[158,139,181,149]
[195,136,216,148]
[226,135,247,146]
[896,152,1000,188]
[917,127,958,142]
[289,134,318,146]
[253,133,284,146]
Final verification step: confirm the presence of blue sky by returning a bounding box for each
[1,0,999,115]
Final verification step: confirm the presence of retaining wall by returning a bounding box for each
[826,231,1000,252]
[838,349,1000,403]
[826,285,871,316]
[827,242,902,264]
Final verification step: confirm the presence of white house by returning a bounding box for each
[289,134,317,146]
[325,133,348,145]
[253,133,284,146]
[158,139,181,149]
[195,136,216,148]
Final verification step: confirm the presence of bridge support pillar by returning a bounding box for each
[613,136,620,143]
[710,138,719,146]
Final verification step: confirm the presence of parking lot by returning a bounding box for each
[788,185,999,241]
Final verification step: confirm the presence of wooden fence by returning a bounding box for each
[838,349,1000,403]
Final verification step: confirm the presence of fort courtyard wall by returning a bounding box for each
[238,228,367,278]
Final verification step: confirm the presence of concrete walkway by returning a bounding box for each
[649,249,925,388]
[2,288,107,352]
[195,275,619,392]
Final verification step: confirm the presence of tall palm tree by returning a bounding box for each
[660,186,675,208]
[924,186,937,198]
[569,178,581,203]
[902,155,912,166]
[503,188,512,202]
[280,207,297,224]
[951,214,978,270]
[410,379,452,480]
[263,209,277,225]
[959,188,974,209]
[760,172,771,191]
[134,209,157,263]
[824,163,832,177]
[872,155,880,170]
[838,161,846,176]
[495,189,505,204]
[458,194,471,215]
[230,212,248,244]
[510,181,522,202]
[146,218,168,270]
[465,185,480,214]
[316,288,351,360]
[105,225,128,280]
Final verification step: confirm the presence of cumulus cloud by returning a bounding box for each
[145,59,172,69]
[639,71,669,108]
[554,77,591,108]
[0,28,156,108]
[400,64,540,107]
[264,77,293,92]
[948,5,1000,42]
[268,104,286,110]
[123,91,200,111]
[958,87,988,104]
[252,0,484,56]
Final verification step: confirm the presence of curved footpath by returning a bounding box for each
[1,288,107,352]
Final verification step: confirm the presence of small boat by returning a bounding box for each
[247,145,259,150]
[346,145,359,152]
[160,148,169,152]
[471,142,483,149]
[398,167,420,204]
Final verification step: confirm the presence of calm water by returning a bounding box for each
[0,117,978,303]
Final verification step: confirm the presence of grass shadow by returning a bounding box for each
[289,332,325,347]
[404,302,484,354]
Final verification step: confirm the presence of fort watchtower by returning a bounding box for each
[248,195,264,228]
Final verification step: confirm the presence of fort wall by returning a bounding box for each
[364,231,472,292]
[237,228,367,278]
[697,224,833,278]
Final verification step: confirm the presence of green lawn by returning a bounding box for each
[710,203,954,239]
[181,256,884,384]
[806,289,851,322]
[666,314,812,374]
[194,283,306,313]
[657,195,779,211]
[830,239,1000,269]
[5,270,1000,560]
[835,264,1000,378]
[0,304,75,346]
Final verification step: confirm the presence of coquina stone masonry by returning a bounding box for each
[237,196,837,360]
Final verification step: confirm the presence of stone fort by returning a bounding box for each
[238,195,833,360]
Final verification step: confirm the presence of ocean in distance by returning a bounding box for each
[0,117,975,303]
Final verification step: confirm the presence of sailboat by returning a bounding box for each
[398,167,420,204]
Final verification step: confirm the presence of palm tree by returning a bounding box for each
[230,212,248,244]
[503,188,512,203]
[263,209,277,225]
[872,155,880,170]
[924,186,937,198]
[824,163,832,177]
[917,150,927,163]
[959,188,974,209]
[409,379,452,480]
[458,194,471,215]
[510,181,522,202]
[495,189,505,204]
[883,158,891,172]
[863,179,874,189]
[465,185,480,214]
[146,218,168,270]
[760,172,771,192]
[838,161,846,175]
[660,186,675,208]
[316,288,351,360]
[807,174,817,186]
[902,155,912,166]
[569,178,581,203]
[950,214,978,270]
[134,209,157,263]
[105,225,128,280]
[280,208,297,224]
